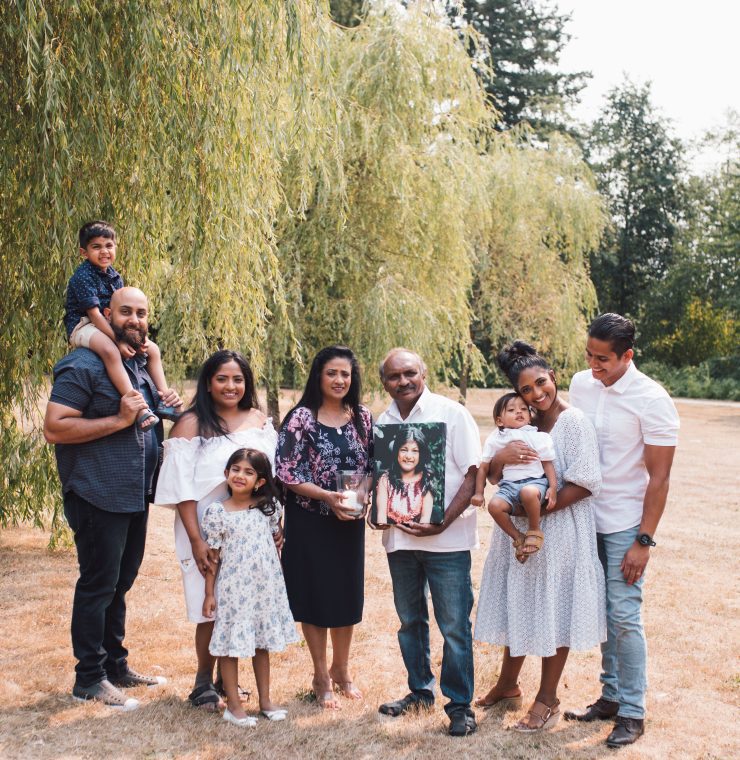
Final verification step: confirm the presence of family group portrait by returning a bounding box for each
[1,1,737,759]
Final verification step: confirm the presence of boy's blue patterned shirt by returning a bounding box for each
[64,260,124,337]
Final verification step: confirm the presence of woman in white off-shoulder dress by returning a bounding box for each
[475,341,606,732]
[155,350,278,710]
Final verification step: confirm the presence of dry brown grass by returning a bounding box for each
[1,390,738,759]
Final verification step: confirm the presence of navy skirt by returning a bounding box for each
[282,500,365,628]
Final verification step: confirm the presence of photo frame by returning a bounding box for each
[371,422,446,525]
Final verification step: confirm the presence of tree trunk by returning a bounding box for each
[266,380,281,425]
[458,345,469,405]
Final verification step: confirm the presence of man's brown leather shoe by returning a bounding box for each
[563,696,619,722]
[606,716,645,747]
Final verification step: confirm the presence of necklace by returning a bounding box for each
[318,406,350,433]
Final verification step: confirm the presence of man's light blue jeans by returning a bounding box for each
[597,525,647,719]
[387,549,474,716]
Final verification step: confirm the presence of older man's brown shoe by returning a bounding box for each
[606,716,645,747]
[564,696,619,722]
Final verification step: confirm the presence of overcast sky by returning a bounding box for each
[556,0,739,171]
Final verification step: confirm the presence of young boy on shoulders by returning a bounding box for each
[64,220,179,428]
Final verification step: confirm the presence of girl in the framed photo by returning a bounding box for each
[374,425,438,525]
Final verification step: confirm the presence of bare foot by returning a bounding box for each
[312,677,340,710]
[329,667,363,700]
[334,681,363,700]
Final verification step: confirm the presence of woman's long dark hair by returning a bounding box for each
[282,345,366,441]
[387,426,433,493]
[189,350,259,439]
[497,340,553,391]
[224,448,278,516]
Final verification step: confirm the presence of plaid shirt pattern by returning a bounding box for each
[50,349,162,513]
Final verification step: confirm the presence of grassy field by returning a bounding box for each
[0,390,738,759]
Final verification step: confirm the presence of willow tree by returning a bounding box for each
[268,2,496,407]
[468,130,606,385]
[0,1,337,529]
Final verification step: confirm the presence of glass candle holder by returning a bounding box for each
[335,471,370,518]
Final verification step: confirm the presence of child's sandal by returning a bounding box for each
[522,530,544,555]
[156,403,183,422]
[512,536,527,564]
[137,409,160,430]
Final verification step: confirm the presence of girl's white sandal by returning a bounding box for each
[260,709,288,721]
[223,709,258,727]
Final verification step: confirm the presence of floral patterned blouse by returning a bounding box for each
[276,405,373,517]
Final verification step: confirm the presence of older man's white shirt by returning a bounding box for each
[569,361,680,534]
[377,387,481,553]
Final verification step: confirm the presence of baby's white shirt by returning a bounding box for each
[481,425,555,481]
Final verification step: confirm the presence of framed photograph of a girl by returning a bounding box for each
[371,423,446,525]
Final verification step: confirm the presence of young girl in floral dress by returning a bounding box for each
[202,448,298,727]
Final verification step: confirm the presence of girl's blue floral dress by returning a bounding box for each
[202,501,298,657]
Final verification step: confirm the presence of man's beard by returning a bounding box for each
[111,322,147,350]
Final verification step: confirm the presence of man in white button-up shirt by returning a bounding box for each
[566,314,679,748]
[373,349,481,737]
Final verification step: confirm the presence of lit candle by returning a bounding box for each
[342,489,362,515]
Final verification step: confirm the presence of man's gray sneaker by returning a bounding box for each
[72,679,140,710]
[108,668,167,689]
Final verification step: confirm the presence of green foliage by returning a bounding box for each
[648,298,737,368]
[0,413,60,531]
[275,4,605,397]
[638,112,739,363]
[329,0,366,27]
[587,79,684,319]
[1,0,609,531]
[639,360,740,402]
[470,130,606,381]
[0,0,336,530]
[453,0,589,134]
[273,3,496,389]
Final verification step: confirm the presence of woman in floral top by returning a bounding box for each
[276,345,372,710]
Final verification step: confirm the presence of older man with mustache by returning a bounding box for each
[373,348,481,737]
[45,287,180,710]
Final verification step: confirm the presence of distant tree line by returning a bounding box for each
[330,2,738,387]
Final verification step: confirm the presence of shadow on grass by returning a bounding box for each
[0,691,621,759]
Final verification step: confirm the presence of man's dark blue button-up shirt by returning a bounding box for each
[49,348,162,513]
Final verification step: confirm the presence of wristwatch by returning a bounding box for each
[637,533,656,547]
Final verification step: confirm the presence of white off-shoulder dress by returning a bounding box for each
[475,407,607,657]
[154,423,278,623]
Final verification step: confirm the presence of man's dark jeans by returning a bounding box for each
[64,491,148,687]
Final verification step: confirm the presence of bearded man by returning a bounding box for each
[44,287,180,710]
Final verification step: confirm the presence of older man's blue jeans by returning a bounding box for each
[387,549,474,716]
[597,526,647,719]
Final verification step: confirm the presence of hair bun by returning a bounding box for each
[497,340,537,375]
